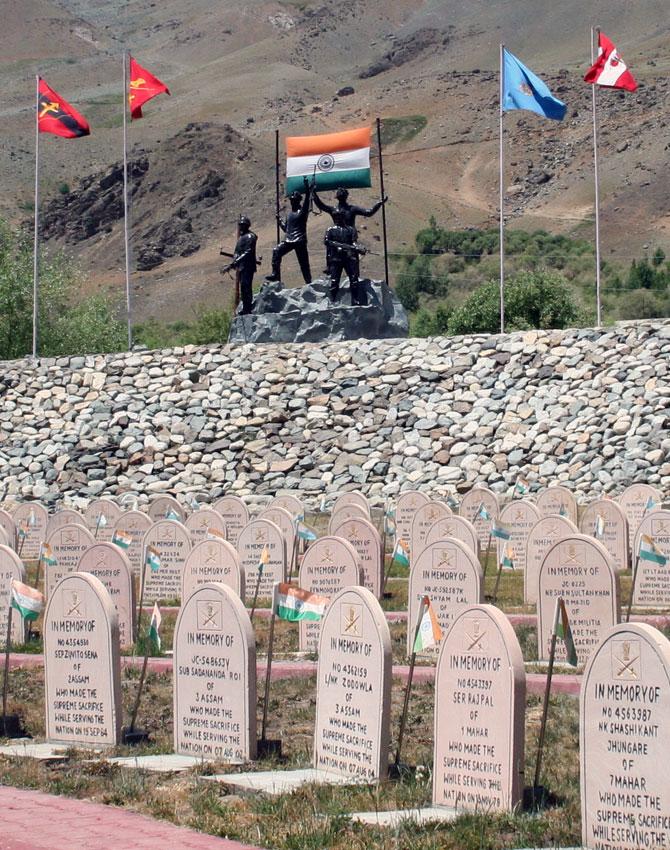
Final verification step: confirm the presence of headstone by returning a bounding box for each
[47,509,86,536]
[498,499,541,573]
[184,508,227,547]
[298,537,361,653]
[0,545,27,645]
[269,493,304,519]
[0,526,8,547]
[331,516,383,598]
[237,519,286,602]
[82,498,122,543]
[524,514,578,605]
[0,509,17,550]
[257,505,297,573]
[537,534,620,665]
[459,487,500,547]
[581,623,670,850]
[407,539,483,658]
[410,501,452,562]
[433,604,525,812]
[183,539,244,601]
[77,543,135,648]
[332,491,370,518]
[395,490,430,557]
[112,510,152,579]
[45,524,96,599]
[313,585,391,782]
[11,503,49,560]
[212,495,250,547]
[328,504,368,533]
[425,515,480,558]
[173,583,256,761]
[142,519,191,603]
[631,510,670,609]
[147,495,186,523]
[580,498,630,572]
[44,572,122,747]
[535,485,578,525]
[618,483,663,551]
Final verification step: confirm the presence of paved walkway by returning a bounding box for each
[0,785,265,850]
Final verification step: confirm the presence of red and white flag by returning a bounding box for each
[584,32,637,92]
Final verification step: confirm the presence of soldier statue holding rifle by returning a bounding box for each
[220,215,259,315]
[266,176,312,284]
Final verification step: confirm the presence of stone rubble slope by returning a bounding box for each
[0,320,668,508]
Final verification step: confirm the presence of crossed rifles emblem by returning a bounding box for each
[200,602,219,629]
[614,641,639,680]
[66,591,83,618]
[343,605,361,636]
[465,619,486,652]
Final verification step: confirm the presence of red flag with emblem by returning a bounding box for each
[37,78,90,138]
[584,32,638,92]
[129,57,170,120]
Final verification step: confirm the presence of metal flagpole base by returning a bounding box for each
[0,714,26,738]
[122,727,151,746]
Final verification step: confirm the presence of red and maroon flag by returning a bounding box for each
[129,57,170,120]
[37,78,90,138]
[584,32,638,92]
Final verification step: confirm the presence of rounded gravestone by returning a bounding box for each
[332,491,370,518]
[0,526,8,547]
[44,572,122,747]
[433,604,525,812]
[212,495,249,547]
[537,534,620,666]
[395,491,430,558]
[460,486,500,547]
[183,538,244,601]
[498,499,540,574]
[581,623,670,850]
[257,505,297,574]
[112,510,152,579]
[328,504,368,534]
[237,519,286,602]
[78,543,135,648]
[47,509,85,536]
[298,537,361,653]
[11,503,48,560]
[632,510,670,608]
[313,585,391,782]
[524,514,578,605]
[580,498,630,572]
[45,524,96,599]
[425,514,480,558]
[184,508,227,547]
[331,516,383,598]
[618,483,663,551]
[0,545,27,645]
[408,539,483,659]
[173,583,256,762]
[535,485,578,525]
[83,498,122,543]
[147,495,186,523]
[410,501,452,563]
[269,493,304,519]
[0,509,17,550]
[142,519,191,603]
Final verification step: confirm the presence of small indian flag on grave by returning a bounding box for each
[18,521,29,540]
[501,543,515,570]
[165,508,181,520]
[28,509,37,528]
[645,496,657,512]
[274,582,328,622]
[297,521,317,542]
[555,598,578,667]
[393,537,410,568]
[258,546,270,571]
[413,596,443,652]
[96,513,108,529]
[594,514,606,539]
[492,520,511,541]
[148,602,162,650]
[207,527,226,542]
[446,494,459,510]
[559,504,568,517]
[146,545,161,572]
[285,126,372,194]
[11,580,44,622]
[112,529,132,550]
[476,502,492,521]
[639,534,667,566]
[41,543,57,565]
[514,476,529,496]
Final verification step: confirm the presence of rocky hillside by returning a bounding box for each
[0,320,667,507]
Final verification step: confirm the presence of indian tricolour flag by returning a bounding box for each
[285,127,372,194]
[392,538,410,568]
[413,596,443,652]
[639,534,667,566]
[41,543,57,565]
[274,582,328,622]
[148,602,162,650]
[112,529,132,550]
[207,527,226,542]
[11,580,44,622]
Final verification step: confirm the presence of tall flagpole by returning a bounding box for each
[591,27,602,327]
[32,75,41,359]
[122,51,133,349]
[499,44,505,334]
[376,117,390,285]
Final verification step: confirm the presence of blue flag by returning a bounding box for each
[502,48,566,121]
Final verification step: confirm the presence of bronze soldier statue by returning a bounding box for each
[221,215,258,314]
[313,187,387,306]
[266,176,312,284]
